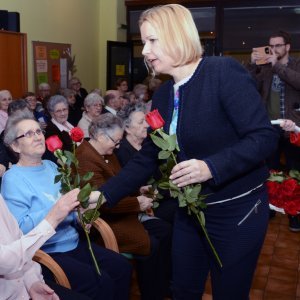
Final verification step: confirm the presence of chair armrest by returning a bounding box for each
[93,218,119,253]
[33,249,71,289]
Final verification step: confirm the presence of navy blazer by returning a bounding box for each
[101,56,279,206]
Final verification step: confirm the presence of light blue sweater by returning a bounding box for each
[1,160,79,253]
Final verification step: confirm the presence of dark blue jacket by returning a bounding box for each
[101,56,279,205]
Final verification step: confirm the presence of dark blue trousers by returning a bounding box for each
[172,184,269,300]
[48,240,132,300]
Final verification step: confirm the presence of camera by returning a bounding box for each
[253,46,270,65]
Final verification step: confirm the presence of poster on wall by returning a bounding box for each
[32,41,71,95]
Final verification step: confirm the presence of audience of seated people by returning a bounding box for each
[1,113,132,300]
[78,92,104,138]
[117,103,177,225]
[75,113,172,300]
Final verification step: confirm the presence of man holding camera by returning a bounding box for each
[247,30,300,231]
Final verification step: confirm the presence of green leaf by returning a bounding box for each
[64,150,76,166]
[73,173,81,188]
[82,171,94,182]
[83,209,100,224]
[158,181,170,190]
[158,150,171,159]
[178,193,186,207]
[199,211,205,226]
[78,183,92,204]
[150,133,169,150]
[167,134,177,152]
[54,174,62,184]
[189,184,202,198]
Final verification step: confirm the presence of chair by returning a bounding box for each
[33,217,119,289]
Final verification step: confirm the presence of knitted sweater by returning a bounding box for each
[1,160,78,253]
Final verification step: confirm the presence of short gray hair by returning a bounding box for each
[38,82,50,91]
[84,93,104,108]
[60,88,75,99]
[117,103,146,127]
[4,111,36,146]
[89,113,123,140]
[47,95,68,113]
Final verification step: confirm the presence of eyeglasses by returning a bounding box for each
[15,129,45,140]
[54,108,69,114]
[105,133,120,147]
[269,44,286,49]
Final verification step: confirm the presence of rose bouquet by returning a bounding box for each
[267,169,300,215]
[145,110,222,267]
[45,127,103,274]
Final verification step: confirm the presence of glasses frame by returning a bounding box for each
[268,43,286,49]
[15,129,45,140]
[105,133,120,147]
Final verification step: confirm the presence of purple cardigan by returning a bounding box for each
[101,56,279,206]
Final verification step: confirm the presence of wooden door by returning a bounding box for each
[0,30,27,98]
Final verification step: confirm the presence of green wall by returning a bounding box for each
[0,0,126,93]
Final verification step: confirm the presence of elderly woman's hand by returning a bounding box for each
[29,281,59,300]
[137,195,153,211]
[46,188,80,229]
[280,119,296,132]
[170,159,212,188]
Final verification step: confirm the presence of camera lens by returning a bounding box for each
[265,47,269,54]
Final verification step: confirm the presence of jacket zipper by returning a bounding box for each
[238,199,262,226]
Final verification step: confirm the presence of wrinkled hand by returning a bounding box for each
[137,195,153,211]
[170,159,212,188]
[139,185,151,195]
[29,281,59,300]
[0,164,6,177]
[280,119,296,132]
[46,188,80,229]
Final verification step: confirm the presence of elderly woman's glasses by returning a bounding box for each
[15,129,45,140]
[105,133,120,147]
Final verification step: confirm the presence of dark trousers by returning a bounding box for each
[48,240,132,300]
[134,218,172,300]
[172,185,269,300]
[45,280,92,300]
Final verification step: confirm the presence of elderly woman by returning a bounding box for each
[116,103,176,224]
[1,114,132,300]
[24,92,48,128]
[0,189,94,300]
[69,77,88,111]
[45,95,74,152]
[60,88,83,126]
[76,113,172,300]
[78,93,104,138]
[0,90,13,133]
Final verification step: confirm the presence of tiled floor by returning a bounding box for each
[203,213,300,299]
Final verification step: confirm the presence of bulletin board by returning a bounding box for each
[32,41,71,95]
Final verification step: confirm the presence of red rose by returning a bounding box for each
[281,179,298,197]
[284,201,300,216]
[70,127,84,142]
[45,135,63,152]
[290,132,300,147]
[145,109,165,130]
